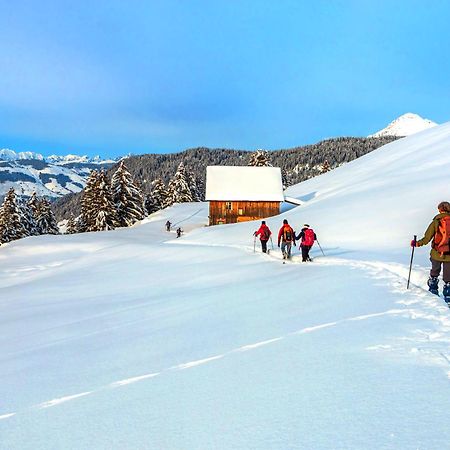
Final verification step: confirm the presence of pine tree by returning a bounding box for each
[320,159,331,174]
[151,178,170,210]
[0,188,27,244]
[248,150,272,167]
[27,192,40,235]
[144,192,159,215]
[186,169,201,202]
[167,162,194,204]
[80,170,100,232]
[36,198,60,235]
[111,161,145,227]
[17,197,37,237]
[91,171,118,231]
[66,214,78,234]
[281,168,292,190]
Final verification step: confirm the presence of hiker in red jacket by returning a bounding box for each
[296,224,317,262]
[277,219,295,260]
[254,221,272,253]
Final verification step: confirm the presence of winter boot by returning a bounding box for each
[443,282,450,304]
[427,276,439,295]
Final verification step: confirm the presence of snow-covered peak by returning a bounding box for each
[0,149,45,161]
[369,113,438,137]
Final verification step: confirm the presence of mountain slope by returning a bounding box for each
[369,112,438,137]
[0,150,116,198]
[1,125,450,448]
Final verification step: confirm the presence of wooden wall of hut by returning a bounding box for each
[209,201,280,225]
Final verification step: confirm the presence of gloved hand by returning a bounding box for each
[410,239,417,247]
[278,243,280,247]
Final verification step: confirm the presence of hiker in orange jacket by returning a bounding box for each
[411,201,450,302]
[277,219,295,260]
[254,221,272,253]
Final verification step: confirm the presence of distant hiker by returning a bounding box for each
[278,219,295,260]
[296,224,317,262]
[411,201,450,303]
[254,221,272,253]
[176,227,182,238]
[166,220,171,232]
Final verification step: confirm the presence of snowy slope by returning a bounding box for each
[369,112,438,137]
[0,150,116,198]
[2,124,450,449]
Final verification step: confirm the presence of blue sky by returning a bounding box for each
[0,0,449,158]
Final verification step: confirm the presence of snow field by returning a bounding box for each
[2,123,450,448]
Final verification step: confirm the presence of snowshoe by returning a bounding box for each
[443,282,450,304]
[427,276,439,295]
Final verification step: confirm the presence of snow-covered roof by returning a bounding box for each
[205,166,284,201]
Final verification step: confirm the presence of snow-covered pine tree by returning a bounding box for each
[248,150,272,167]
[151,178,170,210]
[17,197,37,236]
[0,188,27,244]
[111,161,145,227]
[36,198,60,235]
[80,170,100,232]
[320,159,331,174]
[65,214,78,234]
[144,192,159,215]
[91,171,118,231]
[167,162,194,204]
[185,169,202,202]
[27,192,40,235]
[281,168,292,190]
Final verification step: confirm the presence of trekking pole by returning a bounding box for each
[407,235,417,290]
[316,238,325,257]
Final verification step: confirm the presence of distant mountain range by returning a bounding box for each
[0,150,117,199]
[369,113,438,137]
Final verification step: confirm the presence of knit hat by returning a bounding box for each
[303,224,309,228]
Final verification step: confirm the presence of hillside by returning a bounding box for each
[0,150,116,199]
[52,135,397,219]
[1,124,450,448]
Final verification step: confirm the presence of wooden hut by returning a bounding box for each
[205,166,284,225]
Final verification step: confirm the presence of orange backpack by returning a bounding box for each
[434,216,450,255]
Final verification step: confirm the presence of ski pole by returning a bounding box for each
[316,238,325,257]
[407,235,417,289]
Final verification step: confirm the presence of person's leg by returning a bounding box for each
[261,240,267,253]
[430,258,442,278]
[301,245,308,262]
[441,262,450,303]
[442,261,450,283]
[281,241,287,258]
[305,245,312,261]
[428,258,441,295]
[286,242,292,258]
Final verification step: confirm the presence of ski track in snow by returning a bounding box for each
[2,305,444,421]
[2,239,450,424]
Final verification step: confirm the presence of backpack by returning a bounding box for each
[263,227,271,240]
[303,228,315,246]
[283,226,293,242]
[435,216,450,255]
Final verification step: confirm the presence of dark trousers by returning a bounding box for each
[301,245,312,262]
[261,240,268,253]
[430,258,450,283]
